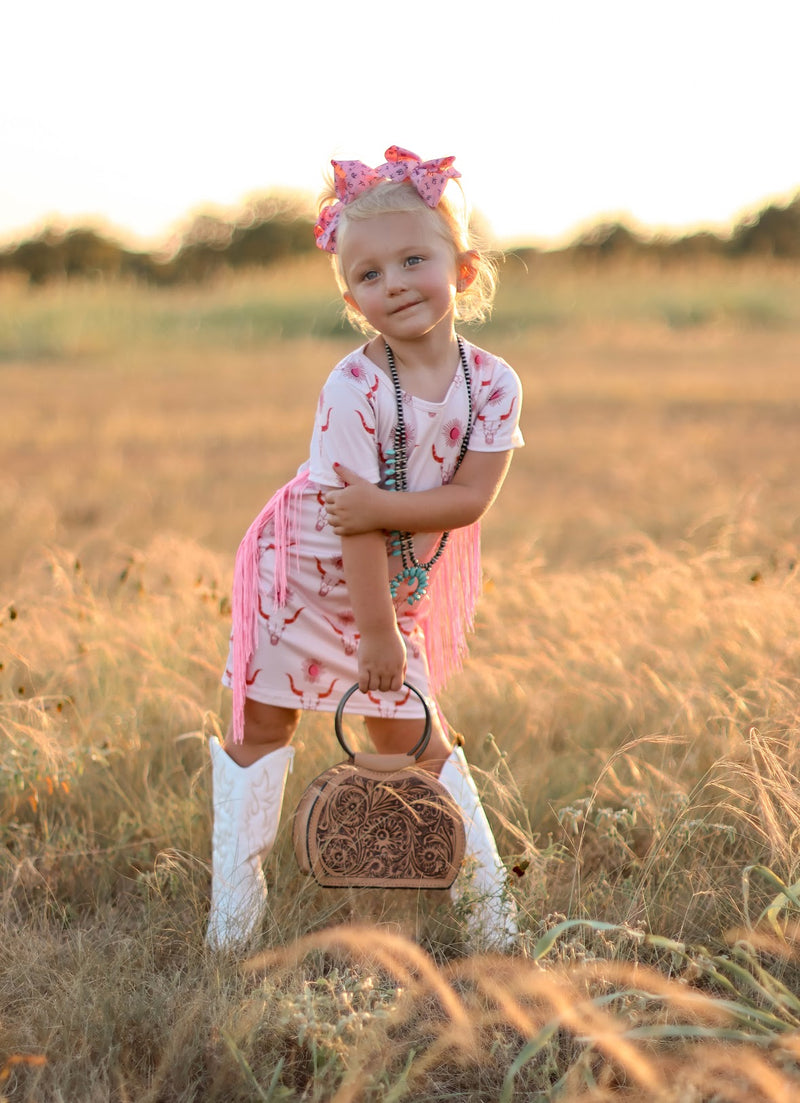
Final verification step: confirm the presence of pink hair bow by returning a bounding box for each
[314,145,460,253]
[375,146,461,207]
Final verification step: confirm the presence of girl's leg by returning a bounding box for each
[365,709,517,952]
[207,701,300,950]
[364,711,451,771]
[224,699,300,766]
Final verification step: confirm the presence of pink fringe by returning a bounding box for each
[421,520,482,695]
[230,468,309,743]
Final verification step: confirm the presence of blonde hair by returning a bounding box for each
[318,179,498,335]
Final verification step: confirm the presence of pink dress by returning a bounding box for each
[222,339,524,739]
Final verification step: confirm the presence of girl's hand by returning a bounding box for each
[356,624,407,694]
[325,465,385,535]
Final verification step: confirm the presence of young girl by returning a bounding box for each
[208,145,524,952]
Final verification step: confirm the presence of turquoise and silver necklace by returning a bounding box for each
[384,336,473,605]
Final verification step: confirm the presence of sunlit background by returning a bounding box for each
[3,0,799,250]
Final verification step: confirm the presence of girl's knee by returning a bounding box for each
[243,699,300,744]
[364,713,451,773]
[224,701,300,764]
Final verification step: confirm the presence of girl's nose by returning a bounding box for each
[385,266,408,293]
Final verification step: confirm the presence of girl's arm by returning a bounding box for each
[340,531,407,693]
[325,449,513,536]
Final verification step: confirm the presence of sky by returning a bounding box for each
[3,0,799,251]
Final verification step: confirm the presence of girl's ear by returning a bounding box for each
[456,251,479,292]
[343,291,362,314]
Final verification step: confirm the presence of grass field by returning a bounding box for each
[2,257,800,1100]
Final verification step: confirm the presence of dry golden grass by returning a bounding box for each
[2,261,800,1099]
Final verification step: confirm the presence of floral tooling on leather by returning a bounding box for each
[298,764,465,889]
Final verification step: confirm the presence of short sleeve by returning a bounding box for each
[309,356,384,487]
[467,347,525,452]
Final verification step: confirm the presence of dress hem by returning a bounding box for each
[220,673,429,718]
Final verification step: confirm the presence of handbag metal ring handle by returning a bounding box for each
[334,682,432,760]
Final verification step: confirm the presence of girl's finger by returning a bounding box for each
[333,463,367,485]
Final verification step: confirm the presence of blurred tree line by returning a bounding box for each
[1,189,799,285]
[0,195,316,286]
[560,191,800,265]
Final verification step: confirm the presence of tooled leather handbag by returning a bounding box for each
[292,683,466,889]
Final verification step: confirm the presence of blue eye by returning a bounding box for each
[406,255,423,267]
[362,270,379,281]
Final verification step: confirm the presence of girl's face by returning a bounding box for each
[339,210,466,344]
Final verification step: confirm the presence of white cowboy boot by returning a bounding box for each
[206,736,294,950]
[439,745,518,951]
